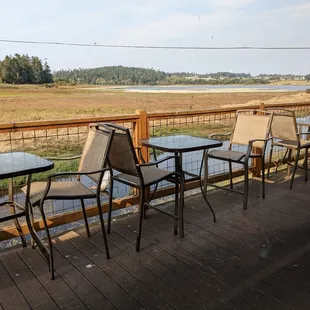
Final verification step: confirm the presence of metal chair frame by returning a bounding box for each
[102,123,185,252]
[24,124,114,279]
[266,109,310,189]
[205,110,273,210]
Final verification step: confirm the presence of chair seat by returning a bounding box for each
[274,139,310,149]
[21,181,96,206]
[208,149,247,162]
[115,165,176,187]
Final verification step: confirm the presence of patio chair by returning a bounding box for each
[102,123,185,252]
[21,124,114,279]
[266,109,310,189]
[206,110,273,210]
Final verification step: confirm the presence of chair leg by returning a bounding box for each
[136,189,145,252]
[267,145,273,179]
[80,199,90,237]
[179,175,185,238]
[289,148,300,190]
[107,177,114,234]
[203,151,208,196]
[243,161,249,210]
[29,203,35,248]
[39,204,54,280]
[97,195,110,259]
[174,181,179,236]
[261,155,266,199]
[229,161,233,189]
[304,148,308,182]
[287,149,292,176]
[144,189,148,220]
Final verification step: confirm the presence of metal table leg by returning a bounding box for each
[200,150,216,222]
[8,178,27,247]
[175,152,184,237]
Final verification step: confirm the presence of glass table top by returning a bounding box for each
[141,135,223,153]
[0,152,54,179]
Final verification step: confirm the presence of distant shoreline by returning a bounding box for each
[81,84,309,94]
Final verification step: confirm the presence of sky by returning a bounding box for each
[1,0,310,75]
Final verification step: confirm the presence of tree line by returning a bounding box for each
[0,54,53,84]
[1,54,309,85]
[54,66,270,85]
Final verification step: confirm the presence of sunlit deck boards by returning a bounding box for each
[1,175,310,310]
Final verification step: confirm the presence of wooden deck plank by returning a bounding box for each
[54,231,144,310]
[110,224,265,310]
[106,227,223,309]
[79,231,197,310]
[68,230,174,310]
[1,251,59,310]
[18,247,88,310]
[0,260,30,310]
[108,219,260,309]
[254,280,310,309]
[124,215,284,308]
[266,273,310,305]
[51,245,117,310]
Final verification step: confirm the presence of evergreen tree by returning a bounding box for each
[0,54,53,84]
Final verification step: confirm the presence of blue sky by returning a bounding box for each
[1,0,310,74]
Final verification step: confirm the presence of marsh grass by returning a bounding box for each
[0,85,303,122]
[152,122,233,138]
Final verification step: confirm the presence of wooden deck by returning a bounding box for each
[1,174,310,310]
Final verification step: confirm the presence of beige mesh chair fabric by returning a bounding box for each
[21,124,113,280]
[207,109,273,210]
[107,132,139,176]
[267,109,310,189]
[78,126,111,184]
[270,112,299,142]
[231,114,272,148]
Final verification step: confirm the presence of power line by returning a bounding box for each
[1,39,310,50]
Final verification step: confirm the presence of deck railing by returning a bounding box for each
[1,101,310,242]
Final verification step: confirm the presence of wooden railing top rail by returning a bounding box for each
[0,114,139,133]
[147,101,310,119]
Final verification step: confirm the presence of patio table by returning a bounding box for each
[0,152,54,251]
[140,135,222,221]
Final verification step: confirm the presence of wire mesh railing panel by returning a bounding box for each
[148,111,237,190]
[0,119,137,229]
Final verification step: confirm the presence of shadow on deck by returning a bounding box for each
[1,174,310,310]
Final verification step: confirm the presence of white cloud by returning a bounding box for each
[205,0,256,9]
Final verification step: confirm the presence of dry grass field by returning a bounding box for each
[0,85,310,122]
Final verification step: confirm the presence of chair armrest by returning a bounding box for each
[210,132,232,139]
[44,155,81,161]
[48,168,109,180]
[134,146,146,163]
[298,132,310,137]
[297,123,310,129]
[246,137,273,157]
[248,137,273,146]
[137,156,177,168]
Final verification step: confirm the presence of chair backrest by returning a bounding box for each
[102,123,139,176]
[268,109,299,142]
[78,124,114,184]
[230,110,273,148]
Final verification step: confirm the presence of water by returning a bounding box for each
[119,84,310,92]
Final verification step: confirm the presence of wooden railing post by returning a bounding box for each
[134,110,150,163]
[253,102,265,177]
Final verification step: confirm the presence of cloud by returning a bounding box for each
[205,0,256,9]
